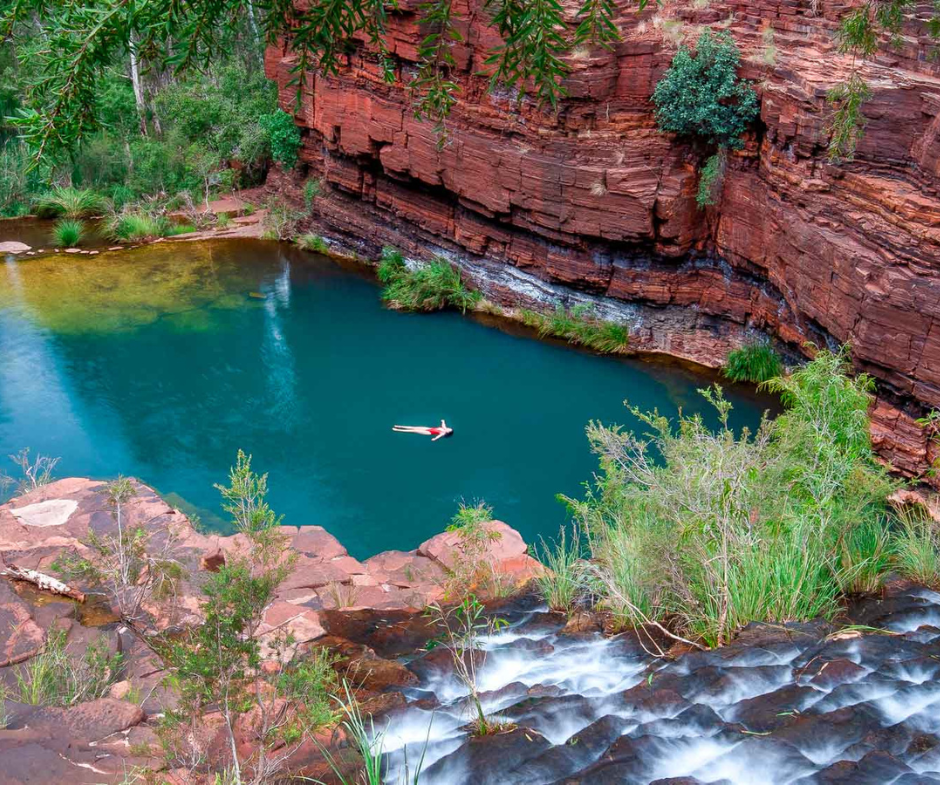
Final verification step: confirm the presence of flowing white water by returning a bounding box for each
[378,590,940,785]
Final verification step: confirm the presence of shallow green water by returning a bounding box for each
[0,239,772,557]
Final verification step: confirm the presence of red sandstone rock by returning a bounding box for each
[416,519,541,584]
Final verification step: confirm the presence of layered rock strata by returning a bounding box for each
[264,0,940,475]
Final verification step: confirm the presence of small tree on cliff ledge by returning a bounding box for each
[652,30,758,207]
[652,30,758,149]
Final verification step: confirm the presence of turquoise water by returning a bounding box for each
[0,239,771,557]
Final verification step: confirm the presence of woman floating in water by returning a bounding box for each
[392,419,453,441]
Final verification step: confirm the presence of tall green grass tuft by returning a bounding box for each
[35,187,104,219]
[379,250,481,314]
[104,209,170,242]
[13,626,123,707]
[521,305,630,354]
[566,348,898,646]
[893,506,940,586]
[52,219,84,247]
[723,342,783,383]
[536,526,587,614]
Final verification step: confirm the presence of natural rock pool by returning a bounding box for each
[0,239,770,557]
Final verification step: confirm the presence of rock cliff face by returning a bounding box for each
[265,0,940,474]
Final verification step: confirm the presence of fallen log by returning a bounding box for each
[2,563,86,603]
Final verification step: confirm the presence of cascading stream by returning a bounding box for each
[380,589,940,784]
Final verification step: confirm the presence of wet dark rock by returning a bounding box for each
[502,693,598,735]
[319,608,442,657]
[492,636,555,657]
[770,705,883,758]
[408,645,488,683]
[724,685,824,732]
[508,714,628,784]
[630,703,727,739]
[314,635,418,690]
[421,727,552,784]
[620,687,690,720]
[561,610,607,635]
[561,733,653,784]
[814,749,911,784]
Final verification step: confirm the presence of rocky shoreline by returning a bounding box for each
[0,476,541,783]
[2,478,940,784]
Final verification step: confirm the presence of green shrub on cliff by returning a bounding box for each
[652,30,758,149]
[723,341,783,383]
[160,451,338,783]
[654,30,757,212]
[565,348,898,646]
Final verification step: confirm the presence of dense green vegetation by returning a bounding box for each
[543,349,926,646]
[377,246,481,314]
[520,304,630,354]
[12,625,123,707]
[0,13,284,218]
[723,342,783,384]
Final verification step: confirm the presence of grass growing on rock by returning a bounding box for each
[52,219,84,247]
[104,209,170,242]
[723,342,783,383]
[521,305,630,354]
[893,507,940,586]
[378,247,481,314]
[558,348,900,646]
[296,233,329,253]
[536,526,587,614]
[13,625,123,706]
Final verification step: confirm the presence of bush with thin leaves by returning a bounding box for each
[521,305,630,354]
[103,207,170,242]
[296,233,329,253]
[52,476,184,627]
[536,526,588,614]
[5,448,58,494]
[444,501,505,599]
[568,348,897,646]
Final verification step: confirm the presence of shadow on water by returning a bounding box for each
[0,235,777,557]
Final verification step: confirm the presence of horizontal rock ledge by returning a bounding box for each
[0,477,543,652]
